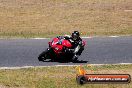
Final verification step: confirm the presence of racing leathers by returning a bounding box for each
[63,35,84,58]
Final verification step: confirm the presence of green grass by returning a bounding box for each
[0,64,132,88]
[0,0,132,38]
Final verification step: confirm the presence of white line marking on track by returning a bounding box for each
[30,36,121,39]
[0,36,132,40]
[31,37,93,39]
[109,36,119,38]
[31,38,50,39]
[0,63,131,69]
[118,63,132,65]
[81,37,93,38]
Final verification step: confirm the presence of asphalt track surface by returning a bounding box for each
[0,36,132,67]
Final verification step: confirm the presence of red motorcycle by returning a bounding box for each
[38,36,85,62]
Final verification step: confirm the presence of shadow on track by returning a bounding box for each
[40,59,88,63]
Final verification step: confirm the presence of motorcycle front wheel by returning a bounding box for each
[38,49,49,61]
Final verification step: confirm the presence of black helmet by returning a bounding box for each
[71,31,80,40]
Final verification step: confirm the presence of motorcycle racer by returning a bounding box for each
[38,31,85,62]
[63,31,84,60]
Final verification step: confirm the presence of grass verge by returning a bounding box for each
[0,0,132,38]
[0,64,132,88]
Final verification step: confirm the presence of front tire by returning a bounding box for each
[38,50,49,61]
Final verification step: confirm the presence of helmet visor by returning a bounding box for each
[72,34,78,40]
